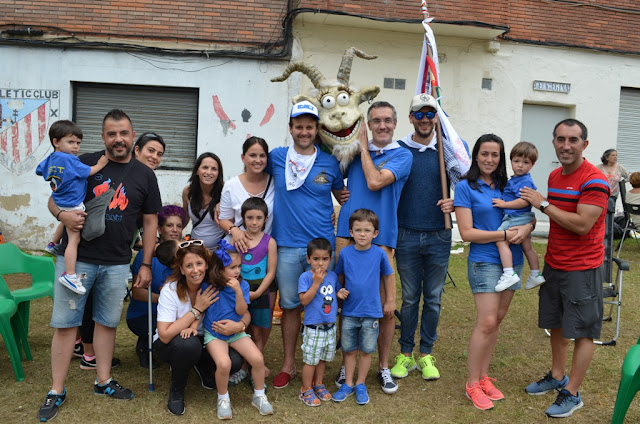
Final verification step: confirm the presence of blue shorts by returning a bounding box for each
[497,212,535,231]
[204,331,250,345]
[468,261,524,294]
[341,316,379,354]
[276,247,334,310]
[50,257,129,328]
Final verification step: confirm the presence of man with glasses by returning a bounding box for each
[38,109,162,422]
[334,101,413,395]
[390,93,461,384]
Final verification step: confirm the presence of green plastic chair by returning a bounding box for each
[612,335,640,423]
[0,243,54,360]
[0,283,25,381]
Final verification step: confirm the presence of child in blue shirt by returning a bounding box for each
[297,238,341,406]
[333,209,395,405]
[191,239,273,419]
[36,120,108,294]
[492,142,545,291]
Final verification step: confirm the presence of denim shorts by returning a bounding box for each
[497,212,535,231]
[276,246,334,309]
[467,261,524,294]
[50,258,129,328]
[341,316,379,354]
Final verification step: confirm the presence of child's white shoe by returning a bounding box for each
[525,272,546,290]
[495,272,520,292]
[58,272,87,294]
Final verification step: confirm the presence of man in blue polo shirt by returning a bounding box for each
[334,101,413,394]
[270,101,344,389]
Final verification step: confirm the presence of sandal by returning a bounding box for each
[299,387,321,407]
[229,368,248,386]
[313,384,332,401]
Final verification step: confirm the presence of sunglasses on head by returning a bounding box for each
[412,111,437,120]
[138,132,162,142]
[179,239,204,249]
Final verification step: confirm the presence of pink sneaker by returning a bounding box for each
[481,375,505,401]
[466,381,494,410]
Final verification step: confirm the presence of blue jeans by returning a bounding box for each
[276,246,334,309]
[341,316,379,354]
[50,257,129,328]
[395,227,451,355]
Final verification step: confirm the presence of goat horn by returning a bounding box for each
[337,47,378,86]
[271,62,326,89]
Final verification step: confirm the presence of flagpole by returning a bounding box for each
[421,1,452,229]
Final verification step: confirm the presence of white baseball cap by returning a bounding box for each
[290,101,319,120]
[410,93,438,112]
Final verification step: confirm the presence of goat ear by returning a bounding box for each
[293,94,320,108]
[356,86,380,105]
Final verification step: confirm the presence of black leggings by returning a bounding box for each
[154,334,243,391]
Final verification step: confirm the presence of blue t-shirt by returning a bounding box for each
[126,249,172,320]
[298,270,341,325]
[201,280,250,341]
[502,173,537,216]
[453,179,524,265]
[336,147,413,248]
[36,151,92,208]
[269,146,344,249]
[334,245,394,319]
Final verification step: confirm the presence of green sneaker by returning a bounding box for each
[417,354,440,380]
[390,353,416,378]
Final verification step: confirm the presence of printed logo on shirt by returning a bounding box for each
[93,178,129,223]
[313,170,330,185]
[320,284,334,314]
[375,159,389,171]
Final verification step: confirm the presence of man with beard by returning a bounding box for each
[389,93,460,383]
[38,109,161,422]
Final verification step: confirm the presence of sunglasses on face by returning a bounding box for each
[412,111,437,120]
[179,239,204,248]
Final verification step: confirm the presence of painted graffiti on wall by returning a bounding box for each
[212,95,275,140]
[0,88,60,174]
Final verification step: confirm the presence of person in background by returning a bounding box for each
[597,149,628,200]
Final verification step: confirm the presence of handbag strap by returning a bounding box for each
[262,174,272,200]
[191,200,215,230]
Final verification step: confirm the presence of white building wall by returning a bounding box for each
[0,45,297,249]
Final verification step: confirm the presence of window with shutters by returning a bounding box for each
[72,82,198,171]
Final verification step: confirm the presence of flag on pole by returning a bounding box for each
[415,1,471,184]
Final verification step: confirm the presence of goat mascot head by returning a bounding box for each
[271,47,380,172]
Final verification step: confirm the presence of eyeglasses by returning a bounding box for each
[412,111,437,120]
[179,239,204,249]
[370,118,395,125]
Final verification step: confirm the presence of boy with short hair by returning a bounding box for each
[36,120,108,294]
[492,141,545,292]
[333,209,395,405]
[297,238,341,406]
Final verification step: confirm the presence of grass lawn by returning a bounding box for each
[2,240,640,423]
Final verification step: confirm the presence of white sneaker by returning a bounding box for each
[525,273,546,290]
[495,272,520,292]
[252,393,274,416]
[217,398,232,420]
[58,273,87,295]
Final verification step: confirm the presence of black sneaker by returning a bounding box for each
[72,341,83,358]
[193,363,216,390]
[167,386,185,416]
[37,390,66,422]
[377,368,398,394]
[94,379,134,400]
[80,356,121,370]
[335,365,346,388]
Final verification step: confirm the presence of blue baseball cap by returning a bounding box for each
[290,101,319,120]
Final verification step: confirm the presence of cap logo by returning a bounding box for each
[420,94,430,102]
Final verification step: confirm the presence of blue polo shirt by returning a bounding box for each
[453,179,523,265]
[502,173,536,215]
[269,146,343,249]
[336,148,412,248]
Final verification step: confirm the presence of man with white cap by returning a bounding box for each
[270,101,345,389]
[334,100,413,395]
[389,93,460,382]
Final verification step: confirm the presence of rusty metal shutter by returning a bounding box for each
[616,87,640,171]
[72,82,198,170]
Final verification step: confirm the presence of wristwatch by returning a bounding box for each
[190,308,201,320]
[540,200,550,213]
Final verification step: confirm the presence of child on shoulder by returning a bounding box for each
[298,238,340,406]
[333,209,395,405]
[36,120,108,294]
[192,239,273,419]
[228,197,277,386]
[492,141,545,292]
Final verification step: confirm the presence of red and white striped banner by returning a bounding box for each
[0,102,49,172]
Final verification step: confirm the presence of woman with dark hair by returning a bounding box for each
[182,152,226,248]
[134,132,166,170]
[219,137,274,250]
[154,241,247,415]
[454,134,533,411]
[597,149,629,199]
[127,204,185,368]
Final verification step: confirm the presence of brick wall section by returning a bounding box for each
[0,0,289,45]
[1,1,638,54]
[300,0,640,54]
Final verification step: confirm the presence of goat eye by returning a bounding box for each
[321,96,336,109]
[337,92,349,106]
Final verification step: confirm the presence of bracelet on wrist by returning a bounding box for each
[141,263,152,268]
[56,209,64,221]
[504,230,507,241]
[193,306,202,314]
[241,321,246,332]
[227,225,236,235]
